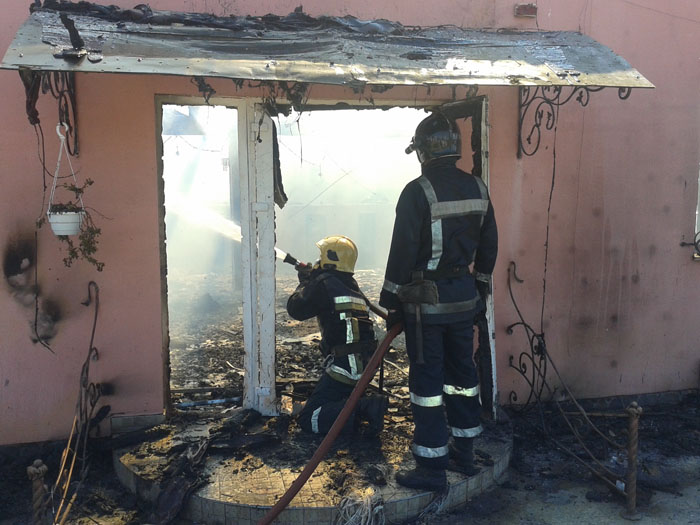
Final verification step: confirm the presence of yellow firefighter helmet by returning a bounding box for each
[316,235,358,273]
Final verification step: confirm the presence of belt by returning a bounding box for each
[413,266,471,281]
[330,340,377,358]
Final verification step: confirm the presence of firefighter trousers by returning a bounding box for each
[298,373,355,435]
[404,317,482,469]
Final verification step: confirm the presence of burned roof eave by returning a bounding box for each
[1,9,655,90]
[3,54,654,92]
[3,54,648,90]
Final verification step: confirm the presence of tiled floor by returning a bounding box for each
[115,424,512,524]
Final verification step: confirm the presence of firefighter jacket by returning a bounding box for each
[379,158,498,323]
[287,269,377,385]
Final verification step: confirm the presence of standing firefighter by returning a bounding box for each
[287,235,388,436]
[380,113,498,491]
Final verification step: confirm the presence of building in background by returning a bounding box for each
[0,0,698,445]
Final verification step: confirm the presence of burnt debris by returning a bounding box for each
[35,1,405,35]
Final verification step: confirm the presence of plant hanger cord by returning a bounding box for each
[48,122,84,214]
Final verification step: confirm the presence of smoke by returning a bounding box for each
[161,106,428,276]
[274,108,427,269]
[162,105,239,278]
[160,105,428,303]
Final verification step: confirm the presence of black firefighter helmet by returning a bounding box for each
[405,112,461,165]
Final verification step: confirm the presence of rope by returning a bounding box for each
[416,489,450,521]
[623,403,643,517]
[27,459,49,524]
[335,490,385,525]
[48,123,84,215]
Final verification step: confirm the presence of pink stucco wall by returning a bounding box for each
[496,0,700,400]
[1,0,698,445]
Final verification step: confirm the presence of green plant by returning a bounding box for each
[43,178,104,272]
[59,211,103,272]
[48,202,83,213]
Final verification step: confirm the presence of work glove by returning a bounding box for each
[473,309,487,327]
[476,279,491,302]
[476,278,490,314]
[296,263,312,283]
[386,309,404,331]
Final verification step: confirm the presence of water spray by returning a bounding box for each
[168,198,290,261]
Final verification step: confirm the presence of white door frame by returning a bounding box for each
[480,97,499,419]
[156,96,278,416]
[240,101,277,415]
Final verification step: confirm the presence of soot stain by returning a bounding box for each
[3,235,35,281]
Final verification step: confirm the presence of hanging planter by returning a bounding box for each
[47,208,85,236]
[47,123,86,237]
[42,123,104,271]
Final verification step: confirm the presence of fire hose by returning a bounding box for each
[259,322,403,525]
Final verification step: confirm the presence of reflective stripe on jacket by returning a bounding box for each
[287,270,377,384]
[379,159,498,322]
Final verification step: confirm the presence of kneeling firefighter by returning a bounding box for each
[287,235,388,436]
[380,112,498,490]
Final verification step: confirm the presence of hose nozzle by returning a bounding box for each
[283,252,310,271]
[283,253,299,266]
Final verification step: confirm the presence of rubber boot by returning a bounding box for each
[448,438,480,476]
[358,395,389,436]
[396,465,447,491]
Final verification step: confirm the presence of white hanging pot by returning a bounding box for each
[46,124,87,237]
[47,210,84,236]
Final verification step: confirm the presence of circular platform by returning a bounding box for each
[115,417,511,524]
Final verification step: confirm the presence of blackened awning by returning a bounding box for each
[1,3,654,89]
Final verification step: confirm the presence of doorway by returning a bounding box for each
[160,103,244,400]
[158,99,493,415]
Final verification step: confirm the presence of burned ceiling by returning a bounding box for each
[1,2,653,90]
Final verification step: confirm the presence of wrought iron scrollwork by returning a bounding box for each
[41,71,79,155]
[19,69,79,155]
[505,261,553,412]
[518,85,632,158]
[505,261,638,499]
